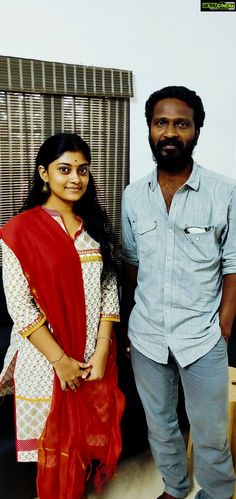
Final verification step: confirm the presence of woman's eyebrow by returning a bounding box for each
[57,161,89,166]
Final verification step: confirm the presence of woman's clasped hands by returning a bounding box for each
[53,354,91,391]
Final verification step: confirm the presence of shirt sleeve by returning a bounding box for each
[1,240,46,338]
[120,188,139,266]
[100,272,120,322]
[221,185,236,275]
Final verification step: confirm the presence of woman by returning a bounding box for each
[0,133,125,499]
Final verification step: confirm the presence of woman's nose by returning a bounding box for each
[69,171,81,183]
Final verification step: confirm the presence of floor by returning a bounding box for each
[86,448,201,499]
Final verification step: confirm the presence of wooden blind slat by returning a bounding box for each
[0,56,133,98]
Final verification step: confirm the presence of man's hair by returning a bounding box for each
[145,86,205,130]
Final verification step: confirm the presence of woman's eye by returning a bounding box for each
[78,166,89,175]
[59,166,70,174]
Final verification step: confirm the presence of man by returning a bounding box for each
[121,86,236,499]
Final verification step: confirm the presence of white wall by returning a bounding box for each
[1,0,236,181]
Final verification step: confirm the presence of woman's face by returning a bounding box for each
[38,151,90,209]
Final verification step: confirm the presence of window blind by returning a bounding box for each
[0,56,133,266]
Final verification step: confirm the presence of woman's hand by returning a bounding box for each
[28,325,91,390]
[83,321,113,381]
[53,354,91,391]
[83,351,108,381]
[84,337,110,381]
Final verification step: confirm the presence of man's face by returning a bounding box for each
[149,98,199,172]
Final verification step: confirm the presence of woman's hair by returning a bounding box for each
[145,85,205,131]
[20,132,116,277]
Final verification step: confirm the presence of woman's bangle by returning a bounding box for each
[49,349,65,365]
[97,336,112,344]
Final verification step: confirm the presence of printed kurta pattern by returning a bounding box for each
[0,215,119,461]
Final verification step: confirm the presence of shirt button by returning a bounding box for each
[196,236,200,241]
[167,256,171,260]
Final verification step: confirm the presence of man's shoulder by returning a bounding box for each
[124,170,154,197]
[198,164,236,189]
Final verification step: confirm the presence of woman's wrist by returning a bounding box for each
[48,350,71,371]
[97,335,112,344]
[95,341,110,358]
[49,348,65,365]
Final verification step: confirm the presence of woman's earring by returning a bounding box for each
[42,181,50,193]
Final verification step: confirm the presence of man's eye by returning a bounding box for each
[177,121,190,128]
[156,120,166,127]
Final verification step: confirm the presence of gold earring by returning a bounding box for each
[42,181,50,193]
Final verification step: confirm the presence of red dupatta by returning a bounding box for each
[1,206,125,499]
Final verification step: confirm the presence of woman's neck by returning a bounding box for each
[42,198,74,216]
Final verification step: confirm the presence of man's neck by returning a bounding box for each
[157,161,193,212]
[157,161,193,190]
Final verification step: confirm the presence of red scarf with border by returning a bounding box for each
[1,206,125,499]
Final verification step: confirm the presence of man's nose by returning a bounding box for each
[164,123,178,137]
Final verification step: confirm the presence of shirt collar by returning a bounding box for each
[149,169,159,191]
[185,161,200,191]
[149,161,200,192]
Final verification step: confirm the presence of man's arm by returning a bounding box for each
[219,274,236,341]
[121,261,138,327]
[119,261,138,354]
[119,187,139,352]
[219,186,236,341]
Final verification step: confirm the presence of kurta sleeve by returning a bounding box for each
[1,240,46,338]
[100,272,120,322]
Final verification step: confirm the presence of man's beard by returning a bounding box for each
[149,135,197,173]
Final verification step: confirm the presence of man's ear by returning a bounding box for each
[38,165,48,182]
[194,129,200,146]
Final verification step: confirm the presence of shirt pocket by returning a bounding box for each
[134,219,158,258]
[183,225,219,263]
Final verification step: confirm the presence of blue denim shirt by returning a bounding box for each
[121,162,236,367]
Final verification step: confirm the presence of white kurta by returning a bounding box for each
[0,211,120,461]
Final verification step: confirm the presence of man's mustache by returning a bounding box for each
[158,138,183,149]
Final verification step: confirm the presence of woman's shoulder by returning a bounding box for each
[1,206,41,238]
